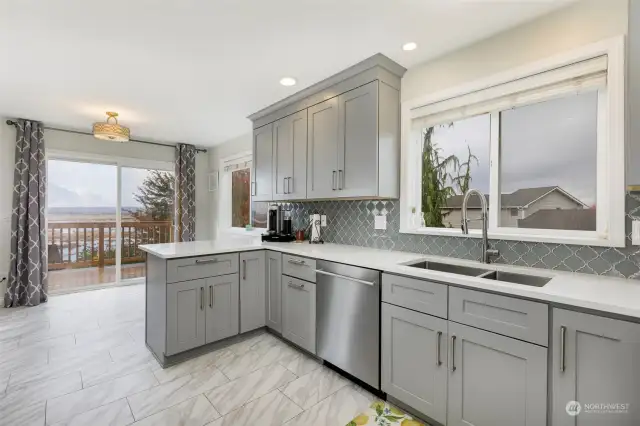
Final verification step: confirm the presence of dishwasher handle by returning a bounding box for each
[314,269,375,286]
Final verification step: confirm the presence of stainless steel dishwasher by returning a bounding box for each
[315,260,380,389]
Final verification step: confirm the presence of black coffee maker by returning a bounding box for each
[262,204,295,242]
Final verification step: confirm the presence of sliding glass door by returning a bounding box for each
[46,154,174,293]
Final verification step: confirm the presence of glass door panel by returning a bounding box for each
[120,167,174,282]
[47,159,117,292]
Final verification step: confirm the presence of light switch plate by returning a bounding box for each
[374,215,387,230]
[633,220,640,245]
[321,215,327,227]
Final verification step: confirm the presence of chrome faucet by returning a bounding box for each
[461,189,499,264]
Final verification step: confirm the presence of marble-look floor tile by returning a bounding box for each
[132,394,220,426]
[153,348,233,384]
[283,385,374,426]
[205,363,297,415]
[2,371,82,407]
[282,366,350,409]
[18,333,76,352]
[216,349,263,380]
[0,373,9,394]
[81,352,160,387]
[279,352,322,377]
[0,338,19,354]
[252,341,302,369]
[46,369,158,425]
[109,341,150,362]
[127,366,228,420]
[227,330,275,355]
[50,398,134,426]
[207,389,302,426]
[0,399,46,426]
[0,347,48,377]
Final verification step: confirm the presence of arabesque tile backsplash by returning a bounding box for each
[280,191,640,279]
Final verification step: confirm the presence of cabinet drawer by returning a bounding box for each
[449,287,548,346]
[167,254,239,284]
[282,254,316,282]
[382,274,448,319]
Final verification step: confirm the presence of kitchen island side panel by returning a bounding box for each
[146,254,167,363]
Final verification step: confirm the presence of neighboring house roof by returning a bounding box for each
[444,186,589,209]
[518,209,596,231]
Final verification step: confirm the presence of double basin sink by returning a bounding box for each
[405,260,551,287]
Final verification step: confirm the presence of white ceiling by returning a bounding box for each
[0,0,572,147]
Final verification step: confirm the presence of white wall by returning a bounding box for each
[0,120,212,295]
[402,0,628,103]
[208,131,252,239]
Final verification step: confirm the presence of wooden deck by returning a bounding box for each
[48,263,145,292]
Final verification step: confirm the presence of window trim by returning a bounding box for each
[400,36,626,247]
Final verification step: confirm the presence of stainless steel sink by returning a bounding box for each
[480,271,551,287]
[405,261,490,277]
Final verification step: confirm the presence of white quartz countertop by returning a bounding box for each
[140,237,640,321]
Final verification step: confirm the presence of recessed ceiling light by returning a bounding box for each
[402,42,417,51]
[280,77,297,86]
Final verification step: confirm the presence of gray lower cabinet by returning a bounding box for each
[447,321,548,426]
[552,308,640,426]
[282,275,316,354]
[240,251,266,333]
[252,123,273,201]
[381,303,448,425]
[166,279,206,356]
[205,274,239,344]
[272,110,307,200]
[265,251,283,332]
[307,97,339,199]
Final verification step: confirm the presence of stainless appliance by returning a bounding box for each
[315,260,380,389]
[262,204,294,242]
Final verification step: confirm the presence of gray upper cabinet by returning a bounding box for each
[265,251,283,332]
[240,251,266,333]
[307,97,339,199]
[252,123,273,201]
[205,274,239,344]
[272,110,307,200]
[382,303,448,425]
[337,81,379,198]
[248,54,405,201]
[552,309,640,426]
[166,279,206,356]
[282,276,316,354]
[447,321,548,426]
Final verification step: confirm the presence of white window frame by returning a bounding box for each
[400,36,626,247]
[217,151,265,236]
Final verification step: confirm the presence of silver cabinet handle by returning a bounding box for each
[242,259,247,280]
[287,177,292,194]
[251,181,256,196]
[196,258,218,265]
[209,285,213,308]
[560,325,566,373]
[200,287,204,311]
[287,280,304,290]
[314,269,375,286]
[332,171,337,190]
[451,335,457,372]
[288,259,306,266]
[436,331,442,366]
[283,177,288,194]
[338,169,343,190]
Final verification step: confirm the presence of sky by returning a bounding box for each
[47,160,171,208]
[428,90,598,206]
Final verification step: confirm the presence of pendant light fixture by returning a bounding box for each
[93,112,130,142]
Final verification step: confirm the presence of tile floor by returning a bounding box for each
[0,284,378,426]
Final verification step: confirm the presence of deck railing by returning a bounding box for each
[47,221,173,271]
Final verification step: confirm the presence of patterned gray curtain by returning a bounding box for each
[175,143,196,242]
[5,119,48,307]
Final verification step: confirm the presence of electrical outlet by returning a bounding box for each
[633,220,640,245]
[321,215,327,227]
[374,215,387,230]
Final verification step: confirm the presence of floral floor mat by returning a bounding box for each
[346,401,429,426]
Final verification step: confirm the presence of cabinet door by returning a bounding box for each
[381,303,448,424]
[552,309,640,426]
[265,251,283,332]
[167,279,206,355]
[253,123,273,201]
[205,274,239,344]
[307,97,338,199]
[272,110,307,201]
[448,321,547,426]
[282,276,316,354]
[240,251,266,333]
[337,81,379,198]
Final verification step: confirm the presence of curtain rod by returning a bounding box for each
[5,119,207,153]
